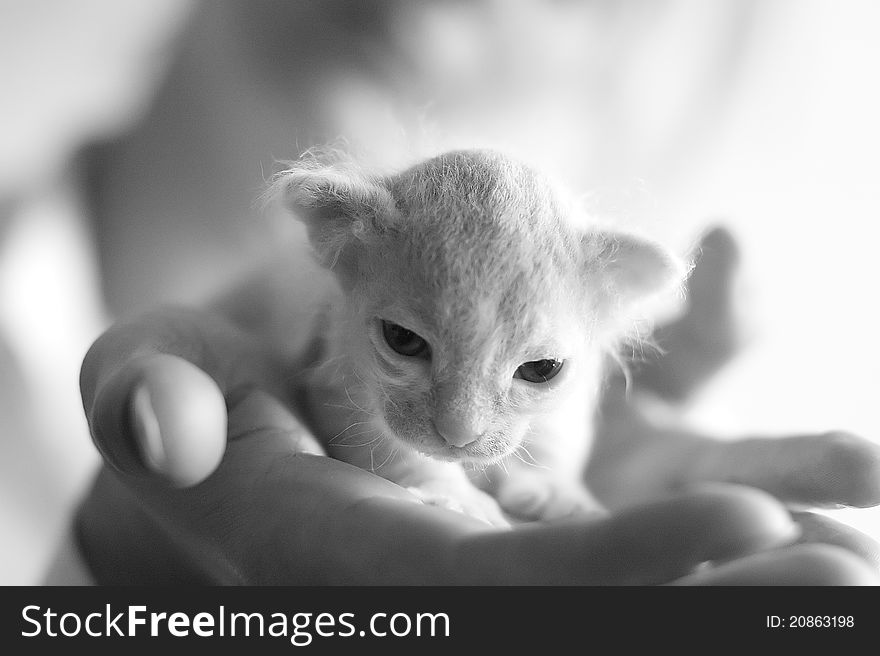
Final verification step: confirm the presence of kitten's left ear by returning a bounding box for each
[588,231,688,312]
[272,159,398,279]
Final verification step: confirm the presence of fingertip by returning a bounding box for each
[819,431,880,508]
[793,544,880,585]
[688,225,740,297]
[676,544,880,586]
[133,355,227,487]
[700,224,738,250]
[679,483,801,555]
[792,511,880,570]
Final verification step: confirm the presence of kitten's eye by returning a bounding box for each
[381,320,430,358]
[515,359,564,383]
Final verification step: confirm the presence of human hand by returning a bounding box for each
[589,225,880,573]
[589,385,880,574]
[76,306,878,584]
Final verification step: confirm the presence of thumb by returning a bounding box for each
[89,352,227,487]
[128,355,227,487]
[81,307,281,486]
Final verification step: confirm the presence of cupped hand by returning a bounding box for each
[590,225,880,573]
[76,306,878,585]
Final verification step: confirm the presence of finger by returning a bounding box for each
[452,484,799,585]
[89,353,227,486]
[686,225,740,317]
[630,226,744,400]
[791,511,880,570]
[186,390,493,584]
[130,355,227,486]
[226,388,324,456]
[692,432,880,509]
[81,307,281,485]
[77,389,336,585]
[670,543,880,585]
[197,389,469,584]
[82,386,476,586]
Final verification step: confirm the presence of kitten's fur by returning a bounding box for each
[272,149,685,525]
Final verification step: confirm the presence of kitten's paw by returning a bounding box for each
[496,475,606,522]
[407,484,510,528]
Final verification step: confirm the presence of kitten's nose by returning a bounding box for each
[433,415,482,448]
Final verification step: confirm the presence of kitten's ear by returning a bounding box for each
[588,230,688,314]
[273,160,397,276]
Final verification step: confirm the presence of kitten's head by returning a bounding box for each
[276,149,685,464]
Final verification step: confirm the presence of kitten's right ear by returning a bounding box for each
[272,160,397,276]
[585,229,689,325]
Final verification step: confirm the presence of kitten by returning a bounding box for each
[272,149,685,526]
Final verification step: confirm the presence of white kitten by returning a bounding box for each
[270,149,685,526]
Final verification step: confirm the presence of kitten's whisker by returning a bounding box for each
[321,394,378,419]
[515,444,550,470]
[328,419,373,444]
[329,427,380,447]
[512,449,549,471]
[357,434,386,449]
[351,368,370,388]
[332,428,384,448]
[374,443,398,472]
[469,463,492,479]
[321,353,347,368]
[353,368,394,408]
[322,402,369,412]
[342,383,372,414]
[373,378,400,411]
[368,433,390,472]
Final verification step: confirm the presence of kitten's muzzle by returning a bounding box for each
[431,415,483,448]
